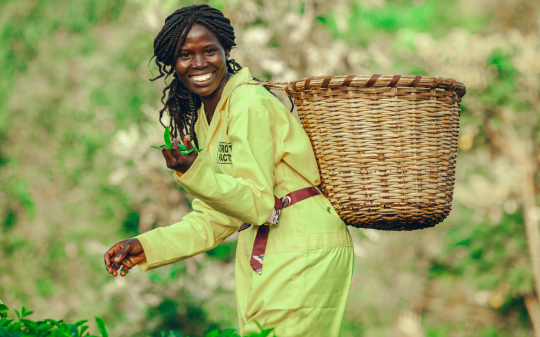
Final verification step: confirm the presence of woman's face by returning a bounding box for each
[174,24,229,97]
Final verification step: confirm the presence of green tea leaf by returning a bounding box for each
[168,330,183,337]
[74,320,88,327]
[151,145,167,150]
[179,143,187,151]
[44,318,62,327]
[217,329,237,337]
[164,128,172,151]
[205,330,219,337]
[21,306,34,317]
[80,325,89,337]
[122,269,129,275]
[0,300,9,314]
[94,317,108,337]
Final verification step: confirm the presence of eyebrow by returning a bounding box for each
[179,43,219,52]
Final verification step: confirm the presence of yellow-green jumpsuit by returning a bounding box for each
[136,68,354,336]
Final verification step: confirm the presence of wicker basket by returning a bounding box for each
[263,74,466,231]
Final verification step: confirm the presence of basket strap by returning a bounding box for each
[408,75,422,87]
[365,74,381,87]
[239,186,321,275]
[320,76,334,89]
[389,75,401,87]
[342,75,357,87]
[303,77,314,91]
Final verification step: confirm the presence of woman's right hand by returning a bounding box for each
[162,136,198,174]
[104,238,146,277]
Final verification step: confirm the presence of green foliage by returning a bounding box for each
[0,306,106,337]
[0,306,273,337]
[317,0,489,46]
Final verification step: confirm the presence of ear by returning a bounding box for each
[225,49,230,58]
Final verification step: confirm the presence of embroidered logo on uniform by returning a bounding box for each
[217,142,232,164]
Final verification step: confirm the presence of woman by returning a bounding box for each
[104,5,354,336]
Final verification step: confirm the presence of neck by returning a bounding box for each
[200,71,233,124]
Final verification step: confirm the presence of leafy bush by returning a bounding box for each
[0,302,274,337]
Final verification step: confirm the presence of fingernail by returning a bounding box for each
[114,257,120,262]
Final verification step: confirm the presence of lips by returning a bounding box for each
[189,72,215,84]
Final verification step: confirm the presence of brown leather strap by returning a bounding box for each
[342,75,356,87]
[389,75,401,87]
[409,75,422,87]
[242,186,322,274]
[303,77,314,91]
[250,224,269,274]
[287,186,321,206]
[365,74,381,87]
[320,76,333,89]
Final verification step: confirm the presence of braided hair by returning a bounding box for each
[151,5,252,150]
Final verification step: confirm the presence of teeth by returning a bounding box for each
[191,73,213,82]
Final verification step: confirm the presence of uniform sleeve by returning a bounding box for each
[176,88,276,226]
[136,199,240,271]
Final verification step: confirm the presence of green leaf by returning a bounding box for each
[164,128,172,151]
[217,329,237,337]
[0,300,9,314]
[80,325,89,337]
[21,307,33,317]
[122,269,129,275]
[74,320,88,327]
[167,330,183,337]
[94,317,108,337]
[14,309,20,319]
[205,330,219,337]
[44,318,62,327]
[151,145,166,150]
[180,147,197,155]
[179,144,187,151]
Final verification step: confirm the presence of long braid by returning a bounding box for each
[151,5,278,148]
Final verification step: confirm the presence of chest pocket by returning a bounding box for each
[217,142,232,164]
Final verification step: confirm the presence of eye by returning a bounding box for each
[204,49,217,55]
[179,52,191,59]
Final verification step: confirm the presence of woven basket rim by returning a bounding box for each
[260,74,466,98]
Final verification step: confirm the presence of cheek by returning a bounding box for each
[175,61,188,74]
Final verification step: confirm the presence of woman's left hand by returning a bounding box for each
[162,136,198,173]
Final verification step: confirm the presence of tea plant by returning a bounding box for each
[0,303,274,337]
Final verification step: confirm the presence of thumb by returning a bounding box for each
[113,244,130,263]
[183,135,193,150]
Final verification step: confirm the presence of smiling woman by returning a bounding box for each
[103,4,354,336]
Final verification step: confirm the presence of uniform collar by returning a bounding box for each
[201,67,254,148]
[221,67,253,99]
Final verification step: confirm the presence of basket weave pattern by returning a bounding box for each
[283,74,466,231]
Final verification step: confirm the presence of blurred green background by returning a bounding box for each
[1,0,540,336]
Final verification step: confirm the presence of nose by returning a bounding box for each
[192,53,207,69]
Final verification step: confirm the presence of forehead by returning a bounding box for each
[177,23,222,51]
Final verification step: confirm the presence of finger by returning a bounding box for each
[104,243,123,268]
[113,244,131,265]
[104,247,115,267]
[171,137,180,150]
[170,137,184,157]
[121,258,135,269]
[183,135,193,150]
[120,264,130,277]
[161,146,175,167]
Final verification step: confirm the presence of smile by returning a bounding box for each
[189,72,215,83]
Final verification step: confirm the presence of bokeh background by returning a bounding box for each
[1,0,540,336]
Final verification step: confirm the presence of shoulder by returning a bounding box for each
[229,83,285,120]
